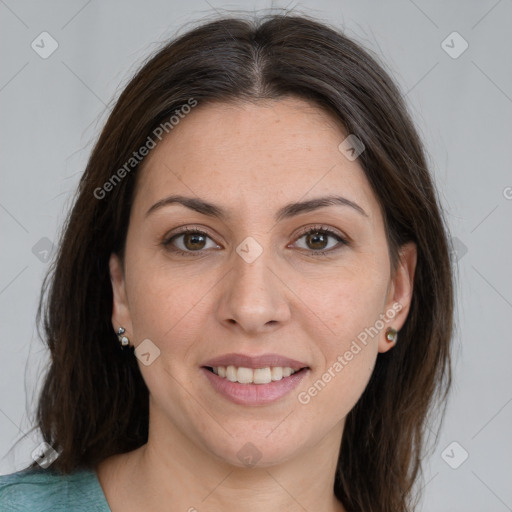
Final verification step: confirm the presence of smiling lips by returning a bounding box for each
[202,352,309,384]
[201,353,310,405]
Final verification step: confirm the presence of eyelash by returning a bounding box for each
[162,225,348,258]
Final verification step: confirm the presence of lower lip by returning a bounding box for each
[201,367,309,406]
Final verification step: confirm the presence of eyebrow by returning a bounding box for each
[145,194,368,221]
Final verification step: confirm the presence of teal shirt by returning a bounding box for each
[0,467,111,511]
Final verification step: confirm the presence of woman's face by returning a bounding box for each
[110,97,416,467]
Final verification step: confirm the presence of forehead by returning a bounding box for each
[133,97,379,221]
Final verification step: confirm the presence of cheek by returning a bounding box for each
[297,259,389,348]
[297,346,377,429]
[122,254,200,345]
[292,260,387,410]
[295,278,383,422]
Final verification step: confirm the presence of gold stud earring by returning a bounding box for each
[385,327,398,343]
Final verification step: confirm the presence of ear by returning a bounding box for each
[109,253,133,342]
[378,242,417,354]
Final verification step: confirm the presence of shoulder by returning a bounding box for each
[0,467,111,512]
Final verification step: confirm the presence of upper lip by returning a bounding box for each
[202,353,309,371]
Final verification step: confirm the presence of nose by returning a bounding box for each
[215,242,291,334]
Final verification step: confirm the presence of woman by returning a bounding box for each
[0,12,453,512]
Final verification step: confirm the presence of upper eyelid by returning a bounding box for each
[294,224,347,240]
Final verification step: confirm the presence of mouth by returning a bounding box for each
[203,365,309,385]
[200,353,310,404]
[201,352,310,386]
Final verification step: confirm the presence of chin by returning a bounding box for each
[205,433,308,470]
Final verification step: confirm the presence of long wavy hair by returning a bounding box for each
[18,12,453,512]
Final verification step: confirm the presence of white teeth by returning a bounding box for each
[253,367,272,384]
[210,365,299,384]
[237,367,253,384]
[271,367,283,381]
[226,365,237,382]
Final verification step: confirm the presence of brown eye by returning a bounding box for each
[182,232,207,250]
[305,231,329,250]
[293,226,348,255]
[163,228,220,256]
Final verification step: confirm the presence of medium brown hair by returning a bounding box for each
[19,13,453,512]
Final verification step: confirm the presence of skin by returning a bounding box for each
[96,97,417,512]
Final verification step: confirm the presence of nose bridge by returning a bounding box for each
[216,233,290,331]
[231,235,275,305]
[235,245,269,293]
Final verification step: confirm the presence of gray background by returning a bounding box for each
[1,1,511,510]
